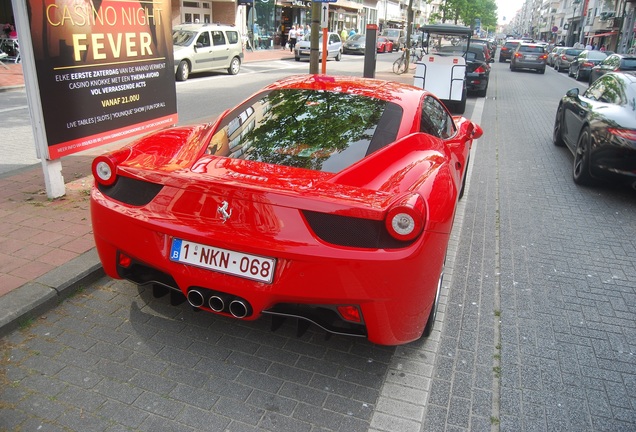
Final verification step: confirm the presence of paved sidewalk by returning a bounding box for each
[0,50,414,336]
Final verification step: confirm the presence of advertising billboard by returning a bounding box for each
[26,0,177,159]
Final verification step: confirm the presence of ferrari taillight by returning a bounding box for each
[385,193,426,242]
[608,128,636,141]
[92,148,130,186]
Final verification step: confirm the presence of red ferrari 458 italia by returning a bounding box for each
[91,75,483,345]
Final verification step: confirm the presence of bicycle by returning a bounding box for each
[392,49,408,74]
[392,44,425,75]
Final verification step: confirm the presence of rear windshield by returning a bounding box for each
[347,34,364,42]
[382,29,401,37]
[565,49,584,56]
[504,42,519,48]
[206,89,402,172]
[438,46,484,61]
[519,45,545,53]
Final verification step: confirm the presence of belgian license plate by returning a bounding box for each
[526,55,537,60]
[170,238,276,284]
[301,50,309,55]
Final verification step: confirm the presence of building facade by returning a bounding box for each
[499,0,635,53]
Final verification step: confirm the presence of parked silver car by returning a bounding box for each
[553,48,584,72]
[294,33,343,61]
[548,46,569,67]
[172,23,244,81]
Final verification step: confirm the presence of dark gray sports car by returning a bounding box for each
[553,72,636,187]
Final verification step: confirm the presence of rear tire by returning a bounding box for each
[423,268,443,337]
[573,127,595,185]
[227,57,241,75]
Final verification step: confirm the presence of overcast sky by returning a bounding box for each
[497,0,524,24]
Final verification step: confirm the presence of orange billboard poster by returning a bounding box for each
[26,0,177,159]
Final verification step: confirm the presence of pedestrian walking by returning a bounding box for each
[288,25,297,52]
[280,25,287,50]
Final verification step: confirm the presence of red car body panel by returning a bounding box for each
[376,37,394,53]
[90,75,482,345]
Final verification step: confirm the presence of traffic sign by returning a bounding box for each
[321,3,329,28]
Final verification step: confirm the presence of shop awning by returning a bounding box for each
[592,31,617,38]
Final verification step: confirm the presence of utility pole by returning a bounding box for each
[403,0,414,70]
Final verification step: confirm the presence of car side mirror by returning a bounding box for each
[566,88,579,98]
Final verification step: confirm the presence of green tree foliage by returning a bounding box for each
[431,0,497,30]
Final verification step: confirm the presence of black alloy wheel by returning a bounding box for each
[573,127,595,185]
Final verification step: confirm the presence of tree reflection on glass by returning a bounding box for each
[238,89,387,171]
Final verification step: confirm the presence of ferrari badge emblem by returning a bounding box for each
[217,201,232,223]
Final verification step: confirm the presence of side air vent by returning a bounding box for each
[97,176,163,206]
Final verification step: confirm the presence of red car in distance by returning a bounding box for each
[91,75,483,345]
[376,36,394,53]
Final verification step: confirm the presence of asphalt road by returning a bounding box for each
[2,55,636,432]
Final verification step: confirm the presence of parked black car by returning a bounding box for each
[553,72,636,187]
[438,44,492,97]
[588,53,636,84]
[472,38,496,62]
[498,39,520,62]
[568,50,608,81]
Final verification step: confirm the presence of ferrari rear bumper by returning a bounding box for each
[91,190,449,345]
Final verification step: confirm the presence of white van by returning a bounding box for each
[172,23,244,81]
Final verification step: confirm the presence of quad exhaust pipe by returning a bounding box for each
[229,300,249,319]
[208,295,225,312]
[186,289,205,308]
[186,289,251,318]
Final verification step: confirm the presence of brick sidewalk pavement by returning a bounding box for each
[0,50,415,336]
